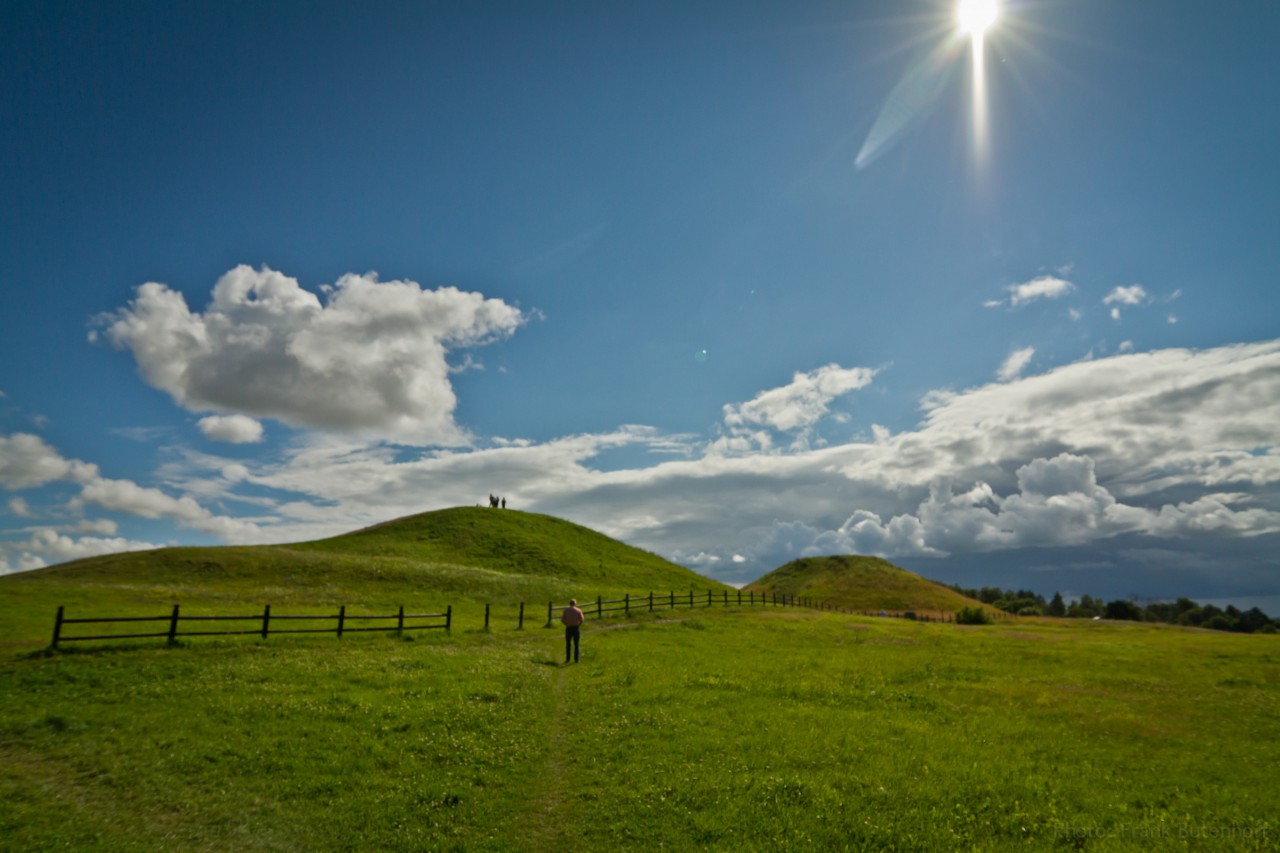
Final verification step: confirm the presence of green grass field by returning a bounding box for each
[2,509,1277,851]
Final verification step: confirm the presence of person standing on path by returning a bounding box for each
[561,598,585,664]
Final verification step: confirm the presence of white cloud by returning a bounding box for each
[151,339,1273,579]
[724,364,876,433]
[1104,284,1150,320]
[996,275,1076,308]
[997,346,1035,382]
[0,434,99,489]
[715,364,877,453]
[77,518,119,535]
[95,265,527,445]
[9,331,1280,589]
[74,477,262,541]
[7,497,31,517]
[0,529,162,574]
[1104,285,1149,306]
[198,414,264,444]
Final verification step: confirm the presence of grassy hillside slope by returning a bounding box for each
[0,507,725,654]
[747,554,989,615]
[302,507,705,589]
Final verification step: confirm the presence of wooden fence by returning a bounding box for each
[539,589,968,626]
[50,603,451,648]
[544,588,790,626]
[49,589,998,648]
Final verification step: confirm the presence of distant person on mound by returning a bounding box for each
[561,599,585,664]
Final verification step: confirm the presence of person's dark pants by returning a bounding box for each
[565,625,580,663]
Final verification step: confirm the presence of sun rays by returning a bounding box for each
[856,0,1004,170]
[960,0,999,162]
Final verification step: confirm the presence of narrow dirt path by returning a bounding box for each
[520,662,575,851]
[520,617,685,850]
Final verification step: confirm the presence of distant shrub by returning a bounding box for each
[1206,614,1234,632]
[1104,599,1145,621]
[903,611,917,621]
[956,606,992,625]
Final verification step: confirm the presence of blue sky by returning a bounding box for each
[3,0,1278,608]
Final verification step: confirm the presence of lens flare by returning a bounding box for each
[961,0,998,162]
[856,0,1004,171]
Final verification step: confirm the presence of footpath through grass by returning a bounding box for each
[1,608,1277,851]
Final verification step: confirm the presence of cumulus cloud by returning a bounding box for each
[9,328,1280,593]
[74,477,261,540]
[198,414,264,444]
[1104,284,1149,306]
[1,528,162,574]
[95,265,527,444]
[997,346,1035,381]
[714,364,877,453]
[0,431,268,552]
[1104,284,1150,320]
[989,275,1076,308]
[120,338,1274,584]
[0,434,98,489]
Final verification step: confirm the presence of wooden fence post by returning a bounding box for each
[706,590,712,607]
[547,601,553,628]
[167,604,180,645]
[397,604,404,635]
[262,604,271,639]
[485,603,491,631]
[669,591,674,609]
[625,593,630,616]
[518,602,525,630]
[649,591,654,613]
[52,606,64,648]
[337,605,346,639]
[446,605,452,633]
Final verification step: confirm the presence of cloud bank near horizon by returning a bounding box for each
[4,327,1279,594]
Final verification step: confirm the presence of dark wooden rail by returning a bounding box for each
[51,590,990,649]
[51,603,451,647]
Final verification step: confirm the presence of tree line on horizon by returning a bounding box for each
[948,585,1277,634]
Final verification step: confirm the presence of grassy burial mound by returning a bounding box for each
[0,507,727,650]
[747,554,988,616]
[302,506,718,592]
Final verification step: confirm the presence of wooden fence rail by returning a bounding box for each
[50,590,997,648]
[543,588,801,627]
[51,603,451,648]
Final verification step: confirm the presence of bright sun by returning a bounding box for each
[957,0,998,37]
